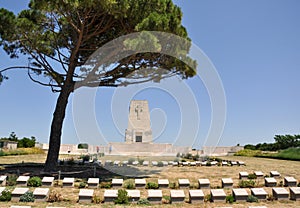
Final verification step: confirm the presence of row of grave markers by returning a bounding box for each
[94,160,246,166]
[1,186,299,204]
[1,175,298,189]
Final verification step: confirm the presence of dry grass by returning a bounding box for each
[0,155,299,207]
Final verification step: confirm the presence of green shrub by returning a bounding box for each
[100,181,111,188]
[162,195,170,204]
[20,191,35,202]
[204,194,212,202]
[248,173,257,180]
[226,195,234,204]
[239,180,256,188]
[298,183,300,187]
[137,198,150,205]
[114,189,129,204]
[157,161,164,167]
[0,190,12,201]
[128,158,135,165]
[138,159,144,165]
[206,161,212,166]
[169,182,177,189]
[146,182,159,189]
[123,179,135,189]
[79,182,87,188]
[6,174,17,186]
[247,195,258,203]
[27,176,42,187]
[80,154,90,162]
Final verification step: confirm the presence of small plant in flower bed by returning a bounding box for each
[20,191,35,202]
[146,182,159,189]
[27,176,42,187]
[114,189,129,204]
[0,190,12,201]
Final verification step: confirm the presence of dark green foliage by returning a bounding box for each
[80,154,90,162]
[128,158,135,165]
[244,134,300,151]
[206,161,212,166]
[78,143,88,149]
[169,182,177,189]
[204,194,212,202]
[239,180,256,188]
[162,195,171,204]
[20,191,35,202]
[138,159,144,165]
[247,195,258,203]
[226,195,234,204]
[157,161,163,167]
[248,173,257,180]
[100,181,111,189]
[137,198,150,205]
[123,180,135,189]
[146,182,159,189]
[79,182,86,188]
[114,189,129,204]
[0,190,12,201]
[6,174,17,186]
[27,176,42,187]
[18,137,36,148]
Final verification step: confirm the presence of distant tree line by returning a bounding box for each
[244,134,300,151]
[0,132,36,148]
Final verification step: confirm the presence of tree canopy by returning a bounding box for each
[0,0,196,171]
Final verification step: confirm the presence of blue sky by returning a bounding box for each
[0,0,299,148]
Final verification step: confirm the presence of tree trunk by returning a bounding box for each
[44,82,74,172]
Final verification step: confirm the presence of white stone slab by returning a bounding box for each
[251,188,267,197]
[248,207,267,208]
[272,187,289,200]
[239,172,249,179]
[232,188,248,201]
[222,178,233,188]
[122,161,128,166]
[178,179,190,185]
[201,161,207,166]
[104,189,118,197]
[33,188,50,202]
[265,177,277,187]
[114,160,120,166]
[135,178,146,188]
[10,206,32,208]
[238,161,245,165]
[42,177,54,186]
[112,178,123,186]
[162,161,168,166]
[127,189,140,202]
[182,161,189,166]
[172,162,178,166]
[143,161,149,166]
[104,189,118,202]
[171,190,185,198]
[290,187,300,200]
[231,161,238,165]
[12,187,29,195]
[211,189,226,197]
[16,176,30,186]
[132,161,139,166]
[254,171,264,177]
[158,179,169,187]
[88,178,99,184]
[189,189,204,197]
[79,189,94,197]
[148,189,162,197]
[152,161,158,166]
[0,187,5,194]
[222,161,228,166]
[211,189,226,202]
[11,187,29,202]
[284,176,297,186]
[62,177,74,187]
[190,162,196,166]
[270,171,280,177]
[0,175,7,186]
[198,179,210,188]
[211,161,218,166]
[195,161,201,166]
[33,187,49,196]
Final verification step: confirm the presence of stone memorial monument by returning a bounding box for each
[125,100,153,143]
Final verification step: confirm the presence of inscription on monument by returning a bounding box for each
[125,100,153,143]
